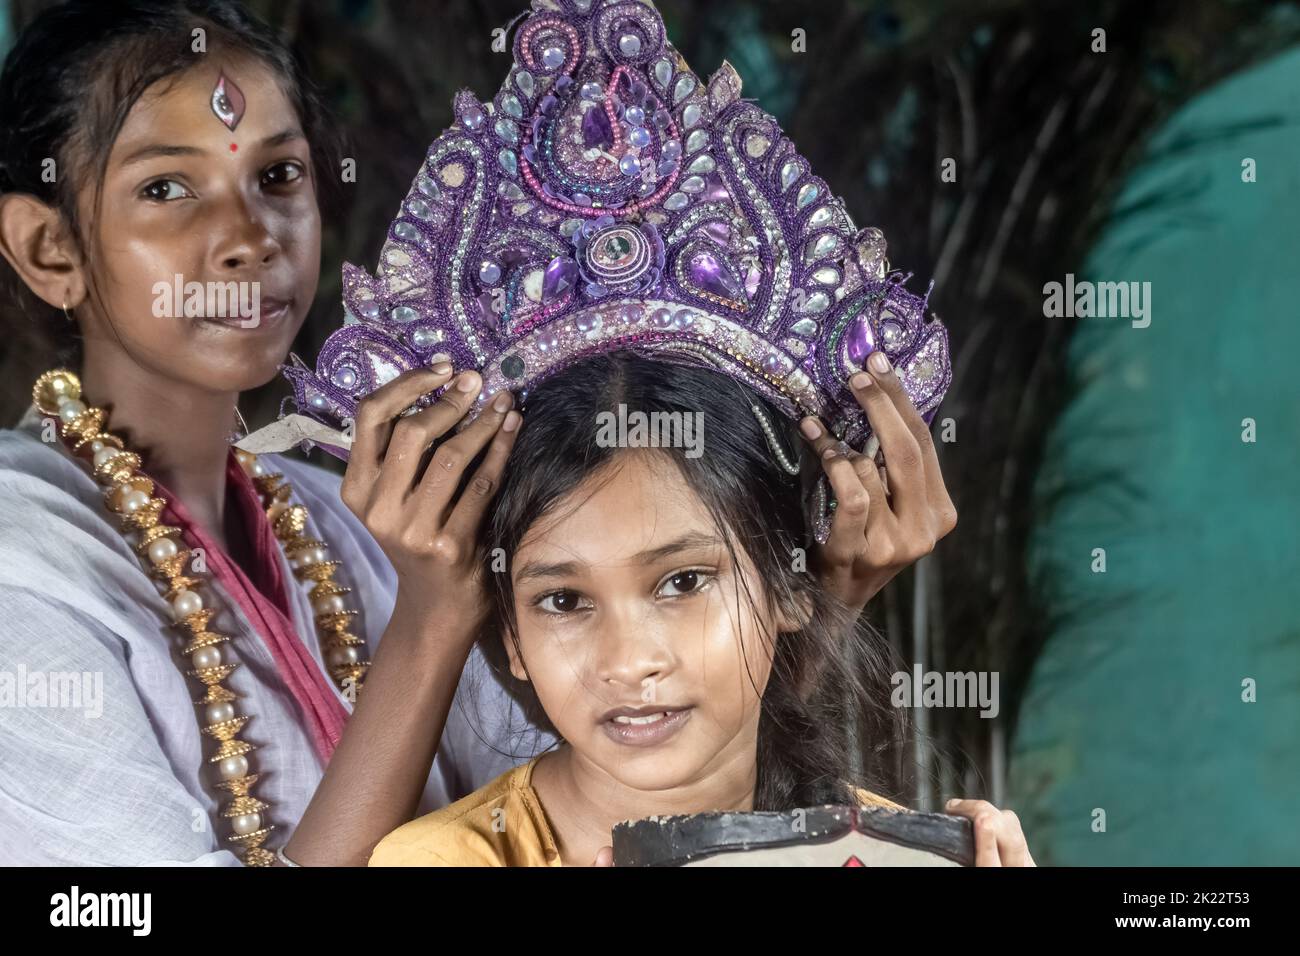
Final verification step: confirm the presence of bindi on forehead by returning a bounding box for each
[210,70,246,132]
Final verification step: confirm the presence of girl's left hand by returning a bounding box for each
[800,351,958,614]
[944,799,1036,867]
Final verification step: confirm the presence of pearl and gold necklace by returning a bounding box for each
[33,369,370,866]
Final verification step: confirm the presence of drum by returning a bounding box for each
[613,805,975,867]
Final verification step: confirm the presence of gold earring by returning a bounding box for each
[62,301,75,323]
[233,405,250,437]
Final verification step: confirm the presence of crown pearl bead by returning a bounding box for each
[649,308,674,329]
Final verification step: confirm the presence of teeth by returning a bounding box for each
[613,712,668,725]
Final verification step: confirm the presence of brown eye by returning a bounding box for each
[659,570,711,598]
[671,571,699,592]
[538,590,584,614]
[141,179,188,201]
[262,162,304,187]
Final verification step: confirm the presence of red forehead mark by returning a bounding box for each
[230,143,238,152]
[210,71,247,132]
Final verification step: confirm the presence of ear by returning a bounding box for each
[502,631,530,684]
[0,192,87,311]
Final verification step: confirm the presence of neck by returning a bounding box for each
[78,348,239,547]
[536,741,758,867]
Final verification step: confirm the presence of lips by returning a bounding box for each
[599,704,693,747]
[200,295,293,330]
[253,297,293,327]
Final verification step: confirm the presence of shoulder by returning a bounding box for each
[0,417,107,516]
[0,418,87,492]
[369,759,549,867]
[0,422,146,592]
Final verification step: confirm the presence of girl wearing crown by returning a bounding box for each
[0,0,966,868]
[366,353,1032,866]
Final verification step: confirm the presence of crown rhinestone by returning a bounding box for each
[654,58,673,88]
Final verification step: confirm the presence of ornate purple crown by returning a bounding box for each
[284,0,952,458]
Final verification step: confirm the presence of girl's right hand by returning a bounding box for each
[339,361,521,637]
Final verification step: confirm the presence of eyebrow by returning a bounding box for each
[117,129,305,167]
[514,531,724,583]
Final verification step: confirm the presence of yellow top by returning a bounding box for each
[368,755,909,867]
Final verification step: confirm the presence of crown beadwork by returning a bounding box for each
[284,0,952,455]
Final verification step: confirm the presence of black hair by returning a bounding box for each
[478,352,908,811]
[0,0,344,409]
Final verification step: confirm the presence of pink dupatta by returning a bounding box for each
[152,452,349,763]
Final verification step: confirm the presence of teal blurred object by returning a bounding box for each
[1013,45,1300,865]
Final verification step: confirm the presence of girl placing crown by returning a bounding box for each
[0,0,536,866]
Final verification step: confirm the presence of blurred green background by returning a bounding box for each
[2,0,1297,863]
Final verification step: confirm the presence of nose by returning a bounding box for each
[593,605,677,693]
[211,194,281,273]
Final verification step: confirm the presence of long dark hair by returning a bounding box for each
[0,0,343,415]
[478,351,908,810]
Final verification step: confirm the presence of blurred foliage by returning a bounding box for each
[4,0,1299,808]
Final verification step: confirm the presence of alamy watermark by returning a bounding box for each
[50,886,150,936]
[891,665,999,718]
[1042,273,1151,328]
[594,403,704,459]
[152,274,261,327]
[0,665,103,718]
